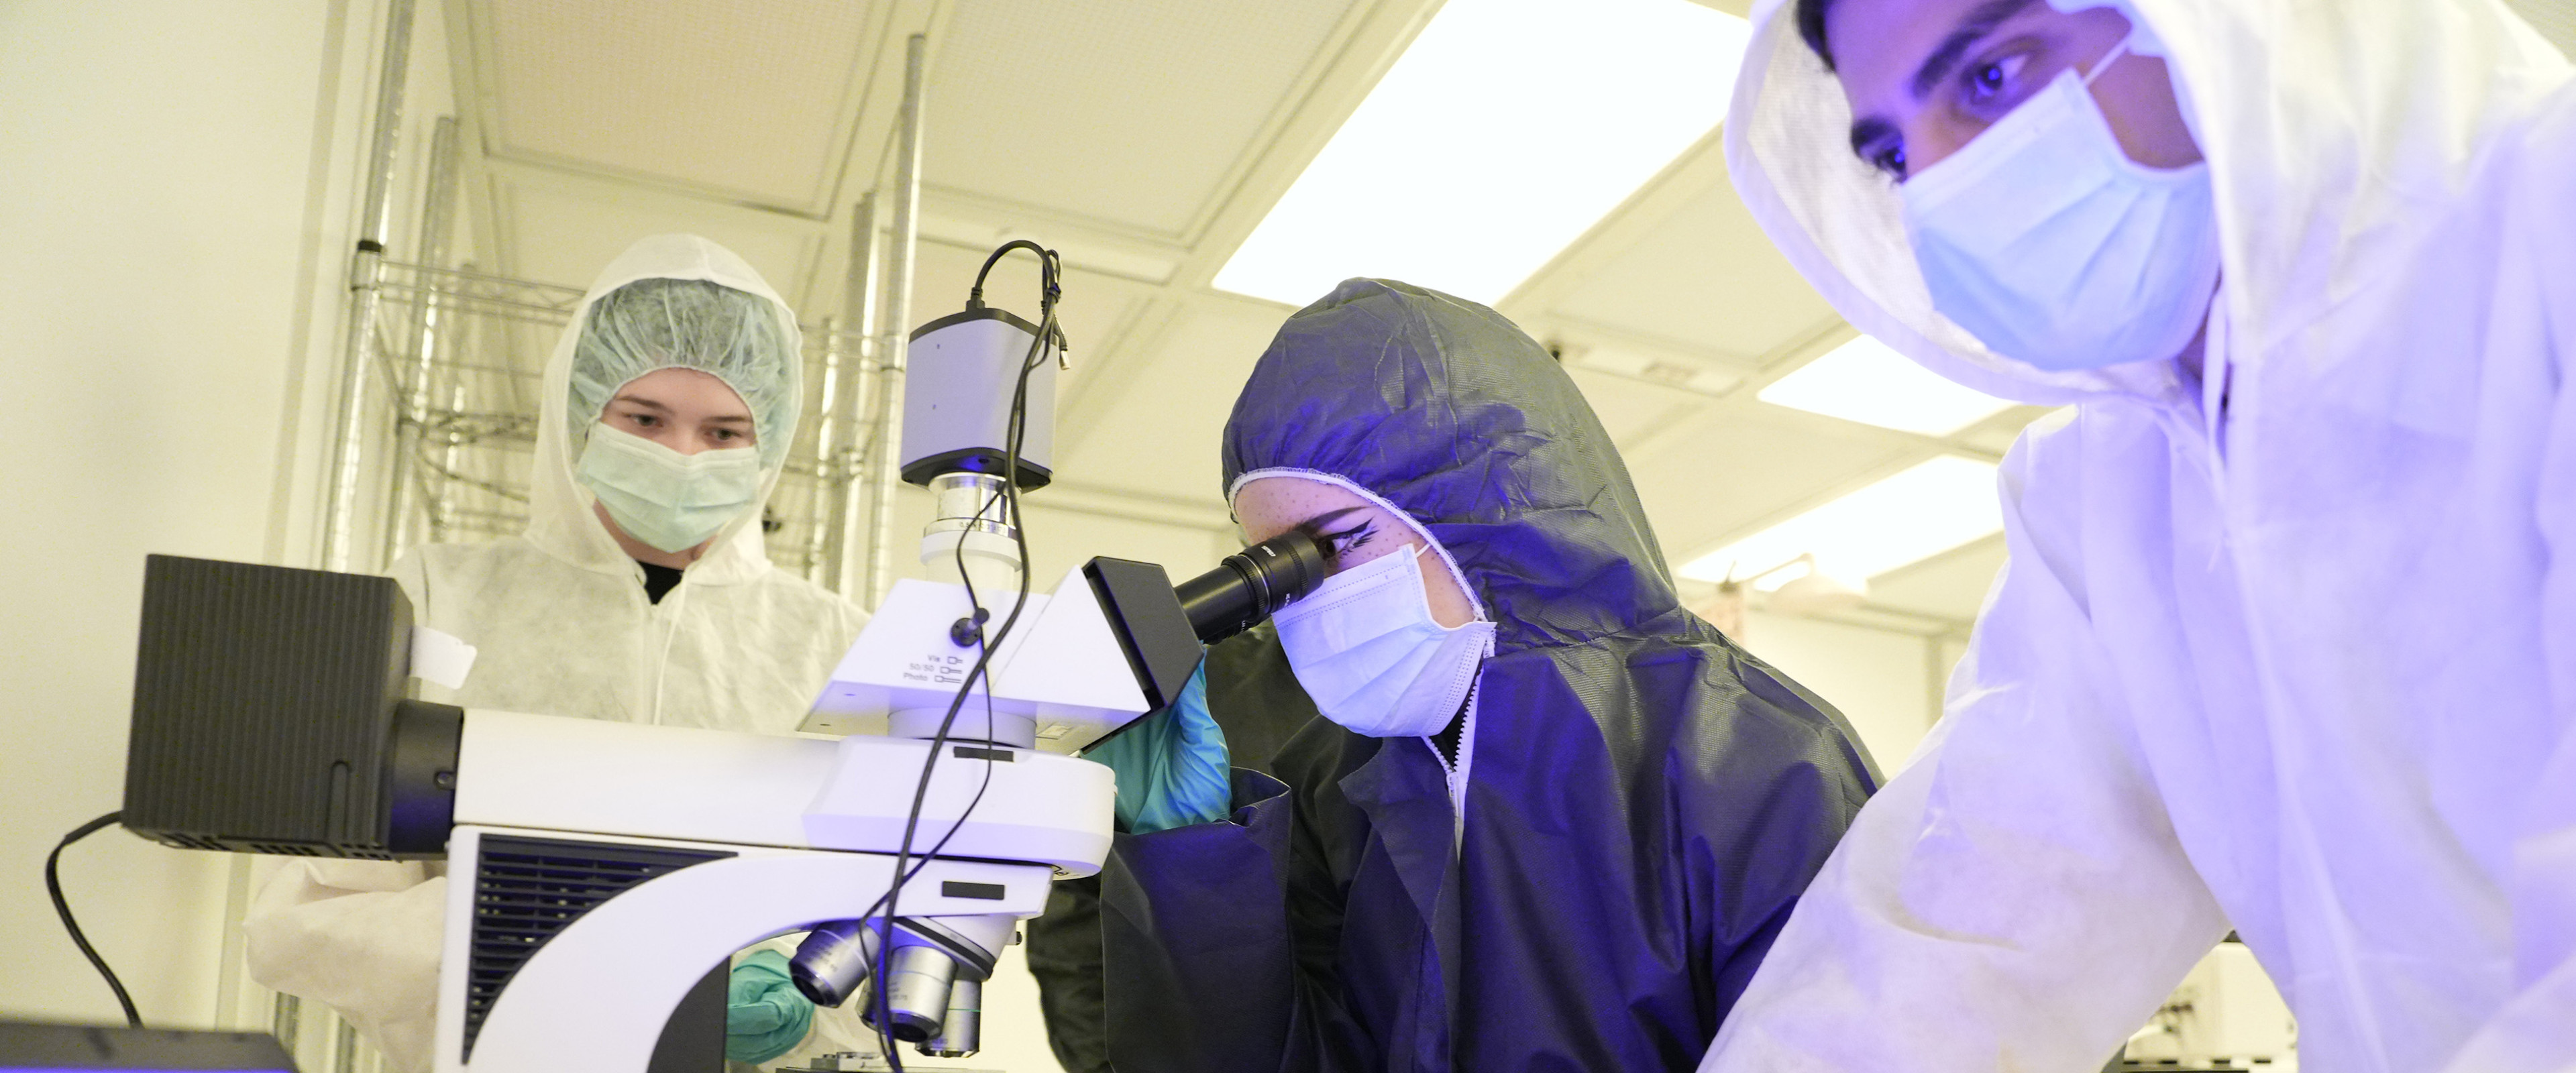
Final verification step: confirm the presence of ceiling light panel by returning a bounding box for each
[1678,455,2004,587]
[1213,0,1748,307]
[1758,335,2014,436]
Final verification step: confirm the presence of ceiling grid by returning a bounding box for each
[432,0,2037,620]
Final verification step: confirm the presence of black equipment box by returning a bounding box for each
[0,1023,295,1070]
[121,555,456,860]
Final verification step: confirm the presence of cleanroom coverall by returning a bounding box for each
[1099,278,1881,1072]
[239,235,869,1071]
[1026,622,1319,1073]
[1702,1,2576,1070]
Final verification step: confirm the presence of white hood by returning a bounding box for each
[523,234,804,586]
[1723,0,2572,408]
[1701,6,2576,1072]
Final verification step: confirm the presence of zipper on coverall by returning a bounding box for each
[1425,685,1479,850]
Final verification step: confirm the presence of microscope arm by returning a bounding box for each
[421,710,1101,1072]
[435,826,1048,1072]
[449,708,1112,874]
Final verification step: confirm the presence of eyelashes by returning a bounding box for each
[1316,522,1376,561]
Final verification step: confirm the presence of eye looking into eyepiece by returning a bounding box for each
[1174,529,1326,644]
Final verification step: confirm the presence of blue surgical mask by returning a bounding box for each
[1271,545,1493,738]
[1901,39,2219,372]
[574,422,762,553]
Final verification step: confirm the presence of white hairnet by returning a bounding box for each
[567,277,799,469]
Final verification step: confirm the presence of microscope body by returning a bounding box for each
[115,551,1146,1073]
[425,559,1152,1072]
[429,710,1106,1072]
[118,256,1310,1071]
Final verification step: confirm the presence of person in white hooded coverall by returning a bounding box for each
[1697,1,2576,1072]
[240,235,872,1071]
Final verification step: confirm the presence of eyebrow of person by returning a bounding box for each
[1240,504,1367,549]
[703,414,753,425]
[1296,505,1367,532]
[610,394,673,412]
[1909,0,2039,99]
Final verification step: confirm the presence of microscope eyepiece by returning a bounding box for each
[1174,529,1327,644]
[1079,528,1328,726]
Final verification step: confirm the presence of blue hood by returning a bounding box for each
[1223,278,1688,652]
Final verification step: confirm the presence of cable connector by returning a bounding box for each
[948,608,990,648]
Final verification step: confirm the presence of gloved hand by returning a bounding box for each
[1083,662,1231,834]
[726,950,814,1064]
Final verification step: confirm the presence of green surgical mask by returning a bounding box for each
[574,422,761,553]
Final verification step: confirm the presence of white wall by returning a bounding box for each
[1734,611,1957,775]
[879,482,1235,592]
[0,0,433,1030]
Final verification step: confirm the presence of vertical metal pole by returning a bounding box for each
[428,263,478,545]
[803,315,845,583]
[270,993,300,1056]
[828,194,880,596]
[285,0,416,1044]
[863,34,928,608]
[384,114,460,566]
[321,0,418,572]
[430,372,467,543]
[333,1020,360,1073]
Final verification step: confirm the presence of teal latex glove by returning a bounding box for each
[726,950,814,1064]
[1083,662,1231,834]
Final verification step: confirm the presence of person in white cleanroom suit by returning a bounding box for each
[241,235,871,1071]
[1697,0,2576,1071]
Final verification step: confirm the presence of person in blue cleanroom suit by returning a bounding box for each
[1025,620,1320,1073]
[1070,277,1880,1072]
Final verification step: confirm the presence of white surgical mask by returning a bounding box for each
[1272,544,1494,738]
[574,422,762,553]
[1901,36,2218,372]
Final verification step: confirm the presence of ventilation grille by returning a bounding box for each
[461,835,730,1058]
[142,835,378,858]
[250,842,325,856]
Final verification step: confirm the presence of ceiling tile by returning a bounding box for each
[494,175,820,298]
[1623,410,1919,569]
[482,0,871,210]
[1051,301,1287,505]
[442,0,2028,638]
[925,0,1358,235]
[1563,367,1701,446]
[900,238,1156,378]
[1864,533,2005,621]
[1953,404,2057,455]
[1548,174,1837,361]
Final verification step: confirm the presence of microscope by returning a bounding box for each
[113,248,1325,1072]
